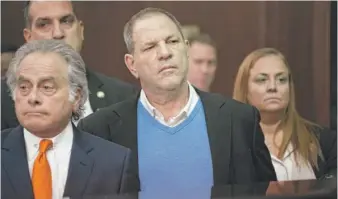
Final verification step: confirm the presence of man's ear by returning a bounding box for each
[23,28,32,42]
[124,54,139,79]
[78,20,84,40]
[185,39,190,58]
[185,39,190,46]
[72,87,82,113]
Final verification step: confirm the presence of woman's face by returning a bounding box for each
[247,55,290,113]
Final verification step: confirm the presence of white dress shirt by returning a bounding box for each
[139,82,200,127]
[24,121,73,199]
[270,144,316,181]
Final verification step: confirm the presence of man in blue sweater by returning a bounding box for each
[78,7,277,191]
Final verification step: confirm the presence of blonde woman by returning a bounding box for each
[233,48,336,181]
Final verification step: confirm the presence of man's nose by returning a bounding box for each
[27,88,42,106]
[52,23,65,40]
[200,64,209,74]
[158,43,172,60]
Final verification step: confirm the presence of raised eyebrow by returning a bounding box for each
[35,14,75,22]
[17,76,30,83]
[38,77,56,83]
[60,14,75,21]
[166,35,174,40]
[166,35,179,41]
[35,17,50,23]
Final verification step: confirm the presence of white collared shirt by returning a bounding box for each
[82,98,94,119]
[270,144,316,181]
[139,82,199,127]
[24,121,74,199]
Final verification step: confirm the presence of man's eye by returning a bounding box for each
[19,85,27,90]
[36,22,49,28]
[43,85,54,91]
[144,46,154,51]
[168,39,179,44]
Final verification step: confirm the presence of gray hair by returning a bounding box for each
[6,39,88,121]
[123,7,185,54]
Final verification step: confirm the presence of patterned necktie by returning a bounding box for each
[32,139,53,199]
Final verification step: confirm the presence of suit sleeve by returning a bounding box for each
[251,107,277,181]
[118,149,140,193]
[320,128,337,178]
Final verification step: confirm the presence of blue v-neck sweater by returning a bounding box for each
[137,99,214,190]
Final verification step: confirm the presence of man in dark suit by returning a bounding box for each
[1,0,138,130]
[78,7,277,190]
[2,39,138,199]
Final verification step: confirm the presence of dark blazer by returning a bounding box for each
[78,90,277,186]
[312,126,337,179]
[1,69,139,130]
[1,125,139,199]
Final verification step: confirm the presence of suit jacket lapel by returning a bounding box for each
[198,90,232,185]
[108,94,140,179]
[86,69,108,112]
[63,125,94,197]
[1,126,34,198]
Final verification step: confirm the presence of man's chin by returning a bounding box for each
[21,119,49,131]
[160,78,186,91]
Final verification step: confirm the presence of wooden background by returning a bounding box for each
[1,1,334,128]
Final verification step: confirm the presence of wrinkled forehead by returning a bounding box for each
[132,13,183,43]
[17,52,69,79]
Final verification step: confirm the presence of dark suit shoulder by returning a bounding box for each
[205,92,257,122]
[81,93,137,124]
[312,125,337,156]
[78,102,123,140]
[81,102,119,125]
[1,128,14,143]
[95,72,139,93]
[311,125,336,139]
[81,130,129,153]
[225,98,256,117]
[78,94,138,141]
[307,124,337,178]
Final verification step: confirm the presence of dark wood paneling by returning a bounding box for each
[1,1,332,127]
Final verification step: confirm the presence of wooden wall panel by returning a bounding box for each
[1,1,332,127]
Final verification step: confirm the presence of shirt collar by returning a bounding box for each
[139,82,198,120]
[24,121,74,161]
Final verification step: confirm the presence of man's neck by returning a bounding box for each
[143,81,190,121]
[27,120,70,139]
